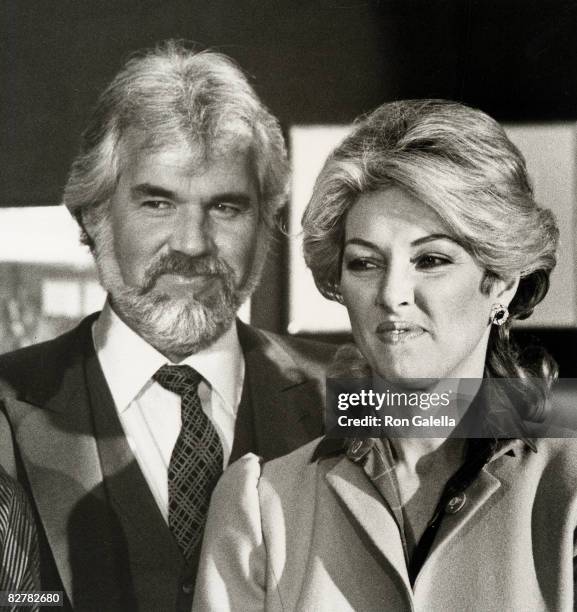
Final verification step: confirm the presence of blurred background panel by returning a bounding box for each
[2,0,577,372]
[0,207,104,353]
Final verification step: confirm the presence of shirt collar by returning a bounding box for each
[93,302,244,414]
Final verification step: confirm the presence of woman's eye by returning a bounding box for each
[345,258,379,271]
[415,254,451,269]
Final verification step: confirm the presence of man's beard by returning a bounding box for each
[90,215,265,357]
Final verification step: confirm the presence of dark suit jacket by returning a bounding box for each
[0,314,335,612]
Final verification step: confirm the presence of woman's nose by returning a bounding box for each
[375,264,414,310]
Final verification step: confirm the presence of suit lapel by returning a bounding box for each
[2,350,125,609]
[229,371,258,462]
[237,323,325,461]
[86,349,183,564]
[325,456,412,592]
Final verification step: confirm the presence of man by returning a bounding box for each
[0,41,334,611]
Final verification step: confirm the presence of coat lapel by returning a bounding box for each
[325,457,412,592]
[2,365,124,608]
[414,467,502,592]
[237,323,326,461]
[324,453,504,599]
[86,349,183,562]
[1,317,129,609]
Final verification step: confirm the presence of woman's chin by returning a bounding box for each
[372,363,443,388]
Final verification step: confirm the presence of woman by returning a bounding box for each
[193,100,572,611]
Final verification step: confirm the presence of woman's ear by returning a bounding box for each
[490,275,520,308]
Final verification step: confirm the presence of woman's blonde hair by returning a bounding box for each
[302,99,559,419]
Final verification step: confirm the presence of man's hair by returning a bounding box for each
[62,40,289,236]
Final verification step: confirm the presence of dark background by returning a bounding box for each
[2,0,577,373]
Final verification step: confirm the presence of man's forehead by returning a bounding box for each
[117,128,256,178]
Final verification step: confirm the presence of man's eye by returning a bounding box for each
[211,203,242,217]
[345,258,379,272]
[415,254,451,270]
[142,200,173,210]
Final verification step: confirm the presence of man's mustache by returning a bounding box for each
[139,252,234,293]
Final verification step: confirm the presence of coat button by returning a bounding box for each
[445,493,466,514]
[181,582,194,595]
[346,439,369,462]
[350,440,363,455]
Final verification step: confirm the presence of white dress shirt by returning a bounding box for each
[92,303,245,523]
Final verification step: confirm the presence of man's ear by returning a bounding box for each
[490,275,520,308]
[74,200,112,252]
[74,209,95,250]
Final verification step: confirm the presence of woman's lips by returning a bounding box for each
[375,321,426,345]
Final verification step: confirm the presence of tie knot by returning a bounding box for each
[153,364,203,396]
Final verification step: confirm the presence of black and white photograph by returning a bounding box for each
[1,1,577,610]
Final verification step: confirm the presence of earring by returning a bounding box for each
[490,303,509,326]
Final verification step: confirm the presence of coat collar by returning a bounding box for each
[324,456,412,590]
[312,436,535,464]
[323,448,507,601]
[312,376,539,463]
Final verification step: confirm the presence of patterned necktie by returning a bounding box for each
[153,364,224,559]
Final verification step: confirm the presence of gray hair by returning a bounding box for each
[63,40,289,238]
[302,99,559,417]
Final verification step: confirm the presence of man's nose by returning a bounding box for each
[168,207,214,256]
[375,263,415,310]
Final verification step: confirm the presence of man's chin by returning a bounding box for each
[109,287,240,356]
[138,286,239,315]
[90,221,255,355]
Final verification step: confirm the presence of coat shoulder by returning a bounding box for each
[264,437,324,472]
[213,453,264,501]
[237,322,337,373]
[0,314,97,401]
[269,332,337,366]
[532,436,577,479]
[259,437,327,498]
[219,439,325,502]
